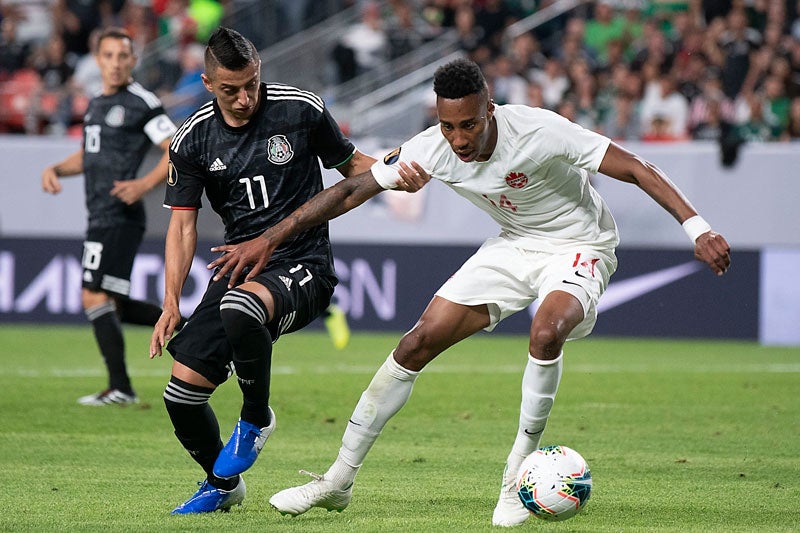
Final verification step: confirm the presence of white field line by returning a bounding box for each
[3,362,800,378]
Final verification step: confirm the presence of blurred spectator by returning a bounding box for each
[674,50,708,102]
[602,91,642,141]
[688,72,736,134]
[525,80,545,108]
[691,97,731,141]
[32,33,75,134]
[736,91,776,141]
[52,0,106,60]
[718,7,762,99]
[453,4,485,61]
[2,0,52,45]
[488,54,528,105]
[780,96,800,140]
[507,32,545,75]
[762,73,791,134]
[332,1,387,83]
[158,0,198,46]
[161,41,210,122]
[553,16,595,68]
[276,0,312,37]
[639,70,688,139]
[474,0,516,55]
[530,56,569,110]
[71,28,103,97]
[583,0,625,64]
[0,17,31,79]
[119,0,160,54]
[385,1,430,60]
[629,19,674,73]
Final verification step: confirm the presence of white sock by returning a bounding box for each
[325,352,419,487]
[503,352,563,482]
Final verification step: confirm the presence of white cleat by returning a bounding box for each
[269,470,352,516]
[492,468,530,527]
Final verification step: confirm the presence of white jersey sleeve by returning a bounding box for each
[370,125,445,189]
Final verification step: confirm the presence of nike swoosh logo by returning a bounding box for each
[528,261,703,317]
[348,419,362,427]
[562,279,582,287]
[597,261,703,313]
[523,429,543,437]
[574,270,589,279]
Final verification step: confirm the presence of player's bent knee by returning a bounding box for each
[529,327,565,359]
[219,288,268,337]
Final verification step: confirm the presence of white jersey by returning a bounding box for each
[371,105,620,253]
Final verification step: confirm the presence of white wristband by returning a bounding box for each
[682,215,711,243]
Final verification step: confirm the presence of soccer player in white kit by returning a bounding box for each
[208,58,731,526]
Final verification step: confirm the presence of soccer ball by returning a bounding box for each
[516,445,592,521]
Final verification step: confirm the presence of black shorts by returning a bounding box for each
[81,225,144,297]
[167,261,336,385]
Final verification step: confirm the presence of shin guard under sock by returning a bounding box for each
[220,288,272,428]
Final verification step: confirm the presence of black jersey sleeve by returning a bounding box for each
[311,107,356,169]
[164,148,205,209]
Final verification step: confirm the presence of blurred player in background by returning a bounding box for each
[42,27,177,406]
[208,58,731,527]
[148,27,421,515]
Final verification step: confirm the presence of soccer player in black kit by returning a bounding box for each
[42,27,177,406]
[149,27,411,514]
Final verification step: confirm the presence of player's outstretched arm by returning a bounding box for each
[208,161,431,287]
[150,209,198,357]
[598,142,731,276]
[209,171,385,287]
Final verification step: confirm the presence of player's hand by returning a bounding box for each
[111,179,149,205]
[42,167,62,194]
[150,306,182,358]
[208,235,278,288]
[395,161,430,192]
[694,231,731,276]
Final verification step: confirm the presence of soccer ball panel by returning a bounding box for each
[516,445,592,521]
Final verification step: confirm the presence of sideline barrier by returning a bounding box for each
[0,238,784,344]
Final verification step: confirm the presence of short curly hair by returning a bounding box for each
[433,58,488,99]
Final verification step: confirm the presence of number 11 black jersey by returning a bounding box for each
[166,82,356,272]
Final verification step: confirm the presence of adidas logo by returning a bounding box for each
[209,158,227,171]
[279,275,293,291]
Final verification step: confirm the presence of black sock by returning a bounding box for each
[164,376,223,479]
[220,289,272,428]
[86,301,130,393]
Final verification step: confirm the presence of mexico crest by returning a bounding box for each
[267,135,293,165]
[105,105,125,127]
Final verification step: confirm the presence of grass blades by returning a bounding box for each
[1,325,798,531]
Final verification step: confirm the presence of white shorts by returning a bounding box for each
[435,237,617,338]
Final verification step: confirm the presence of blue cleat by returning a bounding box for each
[213,407,276,479]
[171,476,245,514]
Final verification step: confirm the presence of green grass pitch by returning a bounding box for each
[1,324,798,532]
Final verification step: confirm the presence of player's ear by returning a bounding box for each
[201,73,213,93]
[487,98,495,120]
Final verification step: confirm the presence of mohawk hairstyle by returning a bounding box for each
[433,58,488,99]
[205,27,259,72]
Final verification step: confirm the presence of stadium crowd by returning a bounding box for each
[1,0,799,144]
